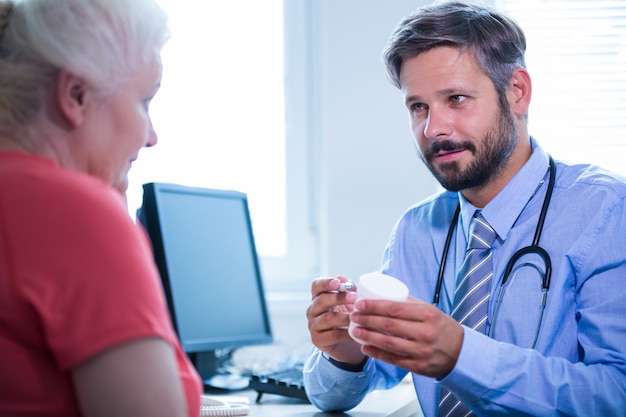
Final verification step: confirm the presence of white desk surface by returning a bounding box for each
[206,377,424,417]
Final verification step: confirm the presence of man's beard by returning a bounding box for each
[420,103,518,192]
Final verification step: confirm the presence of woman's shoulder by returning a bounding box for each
[3,152,127,220]
[1,153,134,249]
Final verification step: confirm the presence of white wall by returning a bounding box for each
[306,0,438,280]
[268,0,439,346]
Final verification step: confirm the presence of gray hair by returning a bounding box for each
[383,1,526,101]
[0,0,170,130]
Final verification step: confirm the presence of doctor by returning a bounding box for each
[303,1,626,416]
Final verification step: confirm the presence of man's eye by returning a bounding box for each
[410,102,426,113]
[450,95,466,104]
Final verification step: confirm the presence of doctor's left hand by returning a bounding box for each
[349,296,464,379]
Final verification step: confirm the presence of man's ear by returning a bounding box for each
[507,66,532,118]
[56,70,87,127]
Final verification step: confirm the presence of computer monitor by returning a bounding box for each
[138,182,273,388]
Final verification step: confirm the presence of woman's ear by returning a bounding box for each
[56,70,87,127]
[507,67,532,118]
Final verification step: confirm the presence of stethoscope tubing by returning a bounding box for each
[433,156,556,348]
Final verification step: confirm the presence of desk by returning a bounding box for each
[207,377,424,417]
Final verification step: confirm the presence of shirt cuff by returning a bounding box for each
[321,351,369,372]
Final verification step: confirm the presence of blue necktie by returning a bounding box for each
[439,212,497,417]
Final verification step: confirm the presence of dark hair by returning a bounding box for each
[383,1,526,100]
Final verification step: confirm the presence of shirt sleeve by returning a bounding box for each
[303,346,408,412]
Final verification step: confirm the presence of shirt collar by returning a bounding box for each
[458,137,551,242]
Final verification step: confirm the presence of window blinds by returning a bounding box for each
[498,0,626,175]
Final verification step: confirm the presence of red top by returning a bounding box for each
[0,151,202,416]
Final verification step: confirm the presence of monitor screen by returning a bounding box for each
[138,182,273,385]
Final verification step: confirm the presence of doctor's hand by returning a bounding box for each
[349,296,463,379]
[306,276,368,365]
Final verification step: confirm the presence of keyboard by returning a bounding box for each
[249,364,309,403]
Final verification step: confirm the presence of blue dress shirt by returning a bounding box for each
[303,140,626,416]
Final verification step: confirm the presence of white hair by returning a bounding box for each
[0,0,170,130]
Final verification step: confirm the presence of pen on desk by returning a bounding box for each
[338,281,356,292]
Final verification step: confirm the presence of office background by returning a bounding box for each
[262,0,626,346]
[128,0,626,348]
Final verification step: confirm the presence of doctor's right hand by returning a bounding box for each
[306,276,367,366]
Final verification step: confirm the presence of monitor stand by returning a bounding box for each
[190,350,250,391]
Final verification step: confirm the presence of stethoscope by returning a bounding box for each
[432,156,556,349]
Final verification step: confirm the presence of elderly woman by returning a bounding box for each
[0,1,202,416]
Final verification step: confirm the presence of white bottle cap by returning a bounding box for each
[357,272,409,301]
